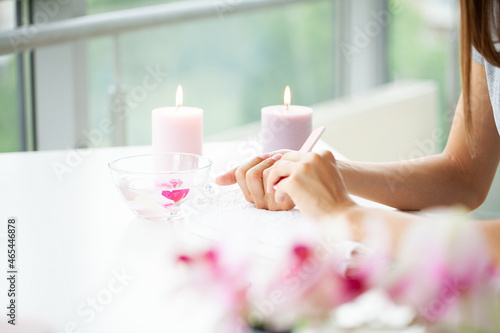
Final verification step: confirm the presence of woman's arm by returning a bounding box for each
[217,61,500,212]
[267,150,500,267]
[339,61,500,211]
[479,219,500,268]
[339,205,500,268]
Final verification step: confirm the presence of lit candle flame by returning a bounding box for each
[176,84,183,108]
[284,85,291,109]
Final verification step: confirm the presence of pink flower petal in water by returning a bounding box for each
[159,179,190,204]
[167,179,183,189]
[157,179,184,189]
[162,189,190,204]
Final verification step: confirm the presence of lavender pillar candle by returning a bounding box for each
[261,86,313,153]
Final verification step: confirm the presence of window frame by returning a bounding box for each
[3,0,390,151]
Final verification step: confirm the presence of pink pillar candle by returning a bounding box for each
[152,106,203,155]
[261,86,312,153]
[152,85,203,156]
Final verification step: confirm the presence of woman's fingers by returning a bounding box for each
[273,172,308,208]
[234,155,269,203]
[280,151,306,162]
[216,150,340,213]
[215,150,336,186]
[262,156,295,211]
[215,150,292,186]
[274,178,289,204]
[246,154,282,208]
[265,159,298,194]
[216,154,271,187]
[215,167,238,186]
[280,150,337,163]
[270,151,355,218]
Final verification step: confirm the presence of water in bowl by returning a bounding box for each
[118,178,192,221]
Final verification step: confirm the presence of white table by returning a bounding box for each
[0,141,393,333]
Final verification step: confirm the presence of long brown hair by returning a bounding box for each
[460,0,500,146]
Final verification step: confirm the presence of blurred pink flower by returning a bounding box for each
[176,240,376,332]
[172,213,500,332]
[175,247,251,318]
[377,217,500,328]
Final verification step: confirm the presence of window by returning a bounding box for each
[389,0,459,148]
[0,0,19,152]
[1,0,389,151]
[86,1,337,146]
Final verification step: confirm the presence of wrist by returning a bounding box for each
[319,204,365,243]
[316,198,357,220]
[336,159,353,176]
[336,160,358,193]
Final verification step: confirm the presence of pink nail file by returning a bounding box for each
[299,126,326,153]
[272,126,326,190]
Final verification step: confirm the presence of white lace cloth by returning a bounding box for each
[184,184,364,262]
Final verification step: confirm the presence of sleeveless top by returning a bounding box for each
[473,48,500,135]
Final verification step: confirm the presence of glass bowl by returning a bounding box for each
[108,153,212,221]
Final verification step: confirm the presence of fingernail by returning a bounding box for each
[260,153,271,160]
[272,154,283,161]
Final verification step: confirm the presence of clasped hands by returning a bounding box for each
[215,150,355,219]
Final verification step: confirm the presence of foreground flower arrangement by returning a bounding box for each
[174,212,500,332]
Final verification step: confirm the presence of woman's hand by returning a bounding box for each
[267,150,356,219]
[215,152,296,211]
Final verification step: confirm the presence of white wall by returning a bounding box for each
[313,80,440,162]
[208,80,441,162]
